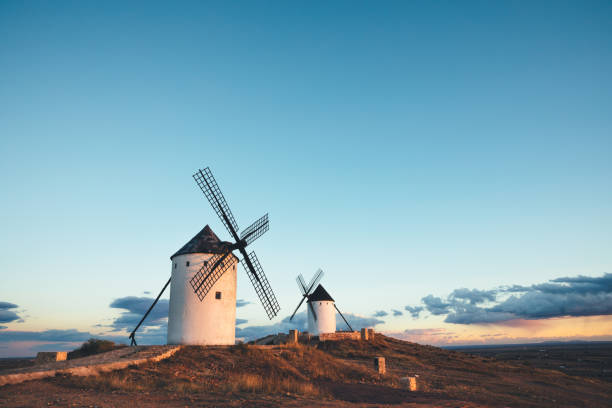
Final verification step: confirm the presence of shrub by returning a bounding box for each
[68,338,125,359]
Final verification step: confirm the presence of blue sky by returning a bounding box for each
[1,1,611,356]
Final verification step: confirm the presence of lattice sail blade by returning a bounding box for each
[193,167,239,237]
[189,252,234,301]
[240,213,269,246]
[306,268,324,294]
[241,251,280,319]
[296,274,308,295]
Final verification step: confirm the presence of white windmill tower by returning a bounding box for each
[167,225,239,345]
[290,269,353,335]
[128,167,280,346]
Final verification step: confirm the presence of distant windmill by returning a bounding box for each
[129,167,280,346]
[290,269,353,335]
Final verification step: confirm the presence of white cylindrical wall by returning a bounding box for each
[307,300,336,335]
[167,253,237,345]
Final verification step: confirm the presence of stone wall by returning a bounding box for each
[35,352,67,364]
[318,331,361,341]
[252,329,376,345]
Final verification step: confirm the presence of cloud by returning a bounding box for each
[489,291,612,320]
[236,318,248,325]
[0,302,18,310]
[143,291,151,295]
[0,301,21,324]
[445,304,515,324]
[392,309,403,317]
[0,329,123,343]
[236,299,251,308]
[338,313,383,331]
[449,288,496,304]
[109,296,168,331]
[373,310,388,317]
[0,310,20,324]
[416,273,612,325]
[404,305,424,318]
[386,328,458,345]
[0,329,131,357]
[0,326,6,330]
[236,312,384,341]
[402,328,449,336]
[421,295,451,315]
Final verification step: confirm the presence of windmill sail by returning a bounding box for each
[290,269,324,321]
[240,213,269,246]
[241,251,280,319]
[306,269,324,294]
[189,252,235,301]
[193,167,239,238]
[189,167,279,319]
[297,274,308,295]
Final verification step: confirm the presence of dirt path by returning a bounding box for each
[0,345,180,386]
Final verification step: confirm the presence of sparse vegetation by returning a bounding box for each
[225,372,321,396]
[67,338,126,360]
[3,335,612,407]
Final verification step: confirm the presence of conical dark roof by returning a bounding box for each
[307,284,334,302]
[170,225,235,259]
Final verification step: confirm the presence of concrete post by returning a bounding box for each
[288,329,298,344]
[408,376,417,391]
[360,328,369,341]
[374,356,386,374]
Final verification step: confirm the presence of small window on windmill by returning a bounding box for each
[215,291,222,300]
[174,263,176,269]
[186,261,190,267]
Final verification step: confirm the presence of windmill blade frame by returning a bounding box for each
[296,274,308,295]
[305,269,324,294]
[191,166,280,318]
[189,252,235,301]
[193,167,240,239]
[241,251,280,319]
[240,213,269,246]
[293,269,325,322]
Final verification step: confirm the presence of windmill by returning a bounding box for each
[128,167,280,346]
[289,269,353,335]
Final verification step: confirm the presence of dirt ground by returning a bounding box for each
[1,336,610,407]
[0,379,482,408]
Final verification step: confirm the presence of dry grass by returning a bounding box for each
[275,343,380,383]
[57,344,338,397]
[59,371,148,392]
[46,337,612,408]
[225,372,321,396]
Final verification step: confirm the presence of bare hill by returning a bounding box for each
[1,335,610,407]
